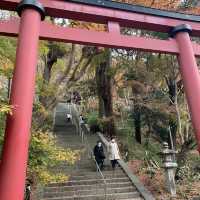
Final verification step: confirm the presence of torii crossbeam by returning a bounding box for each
[0,1,200,200]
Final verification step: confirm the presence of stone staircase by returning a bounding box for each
[41,103,146,200]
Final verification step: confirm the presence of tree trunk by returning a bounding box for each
[134,104,142,144]
[145,115,151,146]
[166,76,177,149]
[96,50,116,137]
[168,119,177,149]
[98,96,104,118]
[43,57,56,84]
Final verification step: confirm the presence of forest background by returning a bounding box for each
[0,0,200,199]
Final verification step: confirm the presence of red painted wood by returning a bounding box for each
[0,9,41,200]
[1,18,200,56]
[176,32,200,153]
[2,0,200,36]
[108,21,120,34]
[0,18,19,37]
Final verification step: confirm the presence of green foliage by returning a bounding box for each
[0,62,13,78]
[39,41,49,56]
[86,111,99,127]
[0,103,12,115]
[47,42,70,58]
[54,58,66,72]
[180,0,197,8]
[39,41,70,58]
[0,36,16,63]
[150,31,168,40]
[36,74,57,98]
[0,94,12,154]
[0,37,16,79]
[0,111,6,153]
[117,121,162,163]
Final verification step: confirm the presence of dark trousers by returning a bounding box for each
[24,188,31,200]
[111,159,118,169]
[67,117,71,122]
[96,159,104,170]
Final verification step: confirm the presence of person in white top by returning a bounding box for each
[108,137,120,170]
[79,114,84,125]
[66,113,72,122]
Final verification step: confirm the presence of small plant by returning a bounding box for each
[86,111,101,133]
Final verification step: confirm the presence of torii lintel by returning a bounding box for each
[1,0,200,36]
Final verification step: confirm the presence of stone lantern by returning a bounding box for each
[160,142,177,197]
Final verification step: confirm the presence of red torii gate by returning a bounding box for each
[0,0,200,199]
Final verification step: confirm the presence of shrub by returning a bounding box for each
[28,131,80,185]
[86,111,101,133]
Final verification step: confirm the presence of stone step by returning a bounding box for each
[48,177,130,187]
[52,169,124,175]
[49,171,127,181]
[56,135,81,137]
[55,144,84,149]
[44,182,134,192]
[55,130,78,134]
[57,136,82,139]
[51,164,94,170]
[54,124,76,128]
[56,137,82,141]
[54,128,77,132]
[56,141,83,145]
[69,173,127,180]
[44,186,137,198]
[50,161,121,168]
[51,168,96,174]
[42,191,141,200]
[70,169,124,175]
[56,140,83,144]
[54,131,78,135]
[54,131,78,134]
[55,134,80,137]
[56,143,83,147]
[119,199,143,200]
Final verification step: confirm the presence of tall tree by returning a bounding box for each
[96,50,116,136]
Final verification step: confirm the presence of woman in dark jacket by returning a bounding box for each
[93,141,105,170]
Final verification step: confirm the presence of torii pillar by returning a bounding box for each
[0,1,45,200]
[171,24,200,153]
